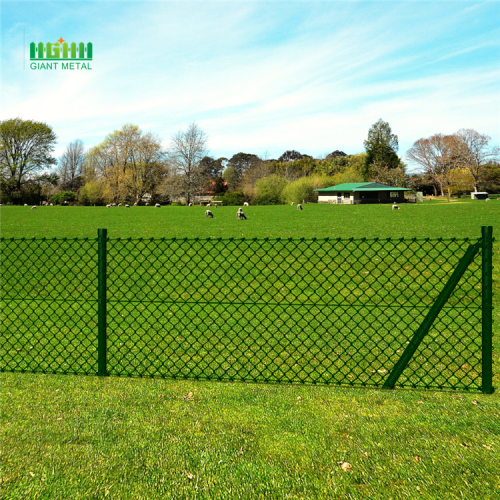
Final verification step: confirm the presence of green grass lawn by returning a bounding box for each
[1,200,499,239]
[2,373,499,499]
[1,201,499,499]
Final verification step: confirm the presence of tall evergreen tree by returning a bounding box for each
[363,119,400,180]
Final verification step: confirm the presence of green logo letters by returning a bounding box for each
[30,39,93,61]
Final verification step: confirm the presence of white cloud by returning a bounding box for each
[2,0,499,160]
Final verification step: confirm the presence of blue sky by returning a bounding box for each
[2,1,499,165]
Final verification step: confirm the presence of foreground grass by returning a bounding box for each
[2,371,500,500]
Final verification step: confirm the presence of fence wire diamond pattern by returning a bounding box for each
[0,233,492,392]
[1,238,97,374]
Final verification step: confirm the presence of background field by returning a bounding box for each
[1,201,499,499]
[1,200,499,239]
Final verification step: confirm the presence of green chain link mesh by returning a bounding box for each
[1,236,484,390]
[1,238,97,374]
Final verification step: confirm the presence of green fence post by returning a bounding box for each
[482,226,493,394]
[97,228,108,376]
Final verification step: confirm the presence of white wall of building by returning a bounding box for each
[318,193,354,204]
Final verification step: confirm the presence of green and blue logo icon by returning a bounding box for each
[29,38,93,70]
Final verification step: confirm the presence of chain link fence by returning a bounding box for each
[1,238,97,374]
[0,228,494,392]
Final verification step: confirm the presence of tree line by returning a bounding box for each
[0,117,498,205]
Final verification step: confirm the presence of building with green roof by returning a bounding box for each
[314,182,411,205]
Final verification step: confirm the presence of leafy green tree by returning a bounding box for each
[226,152,261,187]
[280,177,314,205]
[34,172,59,203]
[316,156,349,176]
[3,172,59,205]
[79,181,106,205]
[0,118,57,203]
[222,166,239,191]
[325,150,347,161]
[254,175,288,205]
[212,176,227,195]
[369,161,408,187]
[330,167,364,185]
[50,191,77,204]
[363,119,400,180]
[277,150,305,162]
[446,168,474,196]
[273,156,316,180]
[199,156,227,179]
[280,173,362,204]
[281,175,334,204]
[315,153,366,177]
[86,124,167,204]
[482,162,500,193]
[407,172,439,196]
[213,191,246,206]
[346,153,367,177]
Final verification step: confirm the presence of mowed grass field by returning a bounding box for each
[1,199,499,239]
[1,200,500,499]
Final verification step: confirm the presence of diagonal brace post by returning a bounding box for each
[383,241,480,389]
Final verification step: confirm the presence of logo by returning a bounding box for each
[29,38,93,70]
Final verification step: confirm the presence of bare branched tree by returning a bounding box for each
[369,160,407,187]
[168,123,208,204]
[83,125,167,203]
[128,137,166,203]
[450,129,498,193]
[158,170,185,202]
[406,134,454,196]
[59,139,86,191]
